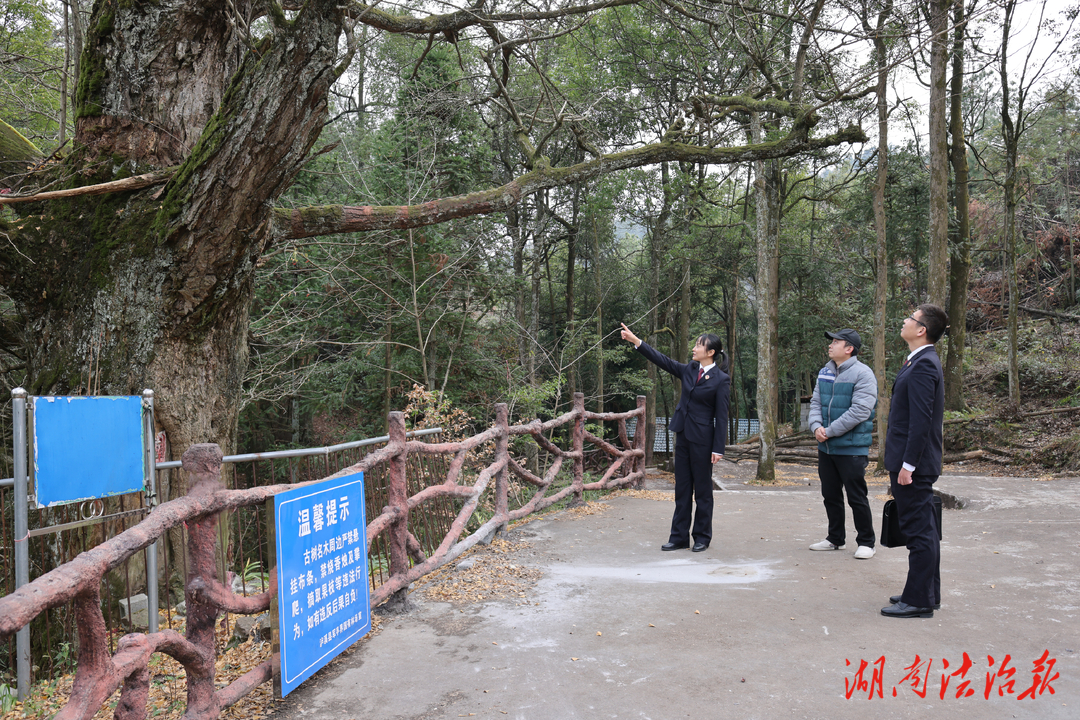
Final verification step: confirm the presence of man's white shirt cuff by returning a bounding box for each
[902,462,916,472]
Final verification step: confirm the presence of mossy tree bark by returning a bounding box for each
[0,0,346,485]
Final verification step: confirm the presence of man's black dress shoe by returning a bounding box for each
[881,601,935,618]
[889,595,940,610]
[692,542,709,552]
[661,542,689,551]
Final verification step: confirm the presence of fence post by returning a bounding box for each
[571,392,585,506]
[142,389,159,634]
[11,388,29,700]
[633,395,646,489]
[493,404,509,537]
[383,411,413,613]
[182,443,225,717]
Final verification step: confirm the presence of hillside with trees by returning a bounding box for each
[1,0,1078,483]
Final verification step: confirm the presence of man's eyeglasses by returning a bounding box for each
[907,315,927,328]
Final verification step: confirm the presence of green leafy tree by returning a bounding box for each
[0,1,63,145]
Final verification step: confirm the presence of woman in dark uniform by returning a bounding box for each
[620,323,730,552]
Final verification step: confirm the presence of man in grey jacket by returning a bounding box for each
[807,329,879,559]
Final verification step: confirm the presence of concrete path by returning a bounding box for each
[270,465,1080,720]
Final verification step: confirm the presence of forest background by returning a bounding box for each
[1,0,1079,485]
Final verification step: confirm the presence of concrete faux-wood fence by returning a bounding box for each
[0,394,645,719]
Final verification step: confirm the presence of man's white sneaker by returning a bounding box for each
[809,540,844,551]
[854,545,876,559]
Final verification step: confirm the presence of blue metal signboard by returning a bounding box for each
[272,472,369,697]
[31,396,146,507]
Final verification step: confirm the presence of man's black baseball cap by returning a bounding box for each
[825,328,861,353]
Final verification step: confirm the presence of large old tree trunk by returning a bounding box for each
[1,1,345,486]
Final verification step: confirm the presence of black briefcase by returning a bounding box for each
[881,495,943,548]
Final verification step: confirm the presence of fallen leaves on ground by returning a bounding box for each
[607,489,672,502]
[414,538,542,606]
[565,501,611,517]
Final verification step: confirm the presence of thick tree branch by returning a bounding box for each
[688,95,815,121]
[348,0,641,35]
[274,123,866,238]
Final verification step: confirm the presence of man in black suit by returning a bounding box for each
[620,322,730,552]
[881,303,948,619]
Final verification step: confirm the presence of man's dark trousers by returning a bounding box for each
[890,471,941,608]
[671,433,713,546]
[819,452,874,548]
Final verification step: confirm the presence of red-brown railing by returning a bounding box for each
[0,394,645,719]
[0,425,452,688]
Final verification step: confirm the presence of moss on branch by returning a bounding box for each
[349,0,640,36]
[274,122,867,238]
